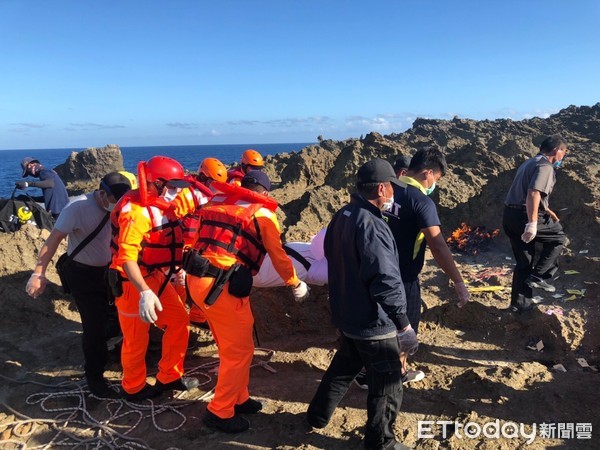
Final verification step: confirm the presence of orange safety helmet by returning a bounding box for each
[241,149,264,167]
[198,157,227,182]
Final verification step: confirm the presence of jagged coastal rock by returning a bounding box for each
[0,103,599,449]
[54,144,124,195]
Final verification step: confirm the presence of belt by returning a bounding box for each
[204,263,224,278]
[505,204,525,210]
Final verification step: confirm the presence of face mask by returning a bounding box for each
[425,182,436,196]
[162,187,180,202]
[553,159,564,169]
[104,202,116,212]
[381,195,394,211]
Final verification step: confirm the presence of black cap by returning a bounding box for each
[21,157,40,177]
[242,170,271,191]
[393,155,411,172]
[100,172,132,201]
[357,159,401,186]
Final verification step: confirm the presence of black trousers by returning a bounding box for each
[307,333,403,450]
[502,207,565,307]
[64,262,117,380]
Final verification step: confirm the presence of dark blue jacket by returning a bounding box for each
[325,193,409,338]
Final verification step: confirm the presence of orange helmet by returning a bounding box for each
[241,149,264,167]
[199,157,227,182]
[143,156,188,187]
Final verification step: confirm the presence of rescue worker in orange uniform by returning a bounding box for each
[172,157,228,326]
[226,149,265,185]
[109,156,199,400]
[185,170,309,433]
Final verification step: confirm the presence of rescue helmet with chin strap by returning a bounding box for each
[144,156,188,187]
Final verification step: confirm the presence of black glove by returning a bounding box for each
[15,181,29,189]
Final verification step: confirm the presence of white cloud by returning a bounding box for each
[166,122,199,130]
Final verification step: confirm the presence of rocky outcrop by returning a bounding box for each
[48,104,600,250]
[273,103,600,251]
[54,144,124,195]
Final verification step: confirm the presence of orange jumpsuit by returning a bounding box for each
[172,184,212,324]
[187,195,299,419]
[111,197,190,395]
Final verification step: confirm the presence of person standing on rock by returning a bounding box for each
[307,159,413,450]
[382,148,470,386]
[110,156,199,401]
[15,157,69,220]
[503,135,568,312]
[25,172,132,397]
[186,170,308,433]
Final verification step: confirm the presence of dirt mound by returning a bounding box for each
[1,104,599,449]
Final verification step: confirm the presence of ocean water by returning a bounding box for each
[0,143,313,198]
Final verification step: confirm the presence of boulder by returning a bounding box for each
[54,144,124,195]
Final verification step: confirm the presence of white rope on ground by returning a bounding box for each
[0,348,278,449]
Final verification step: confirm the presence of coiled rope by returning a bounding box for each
[0,348,275,449]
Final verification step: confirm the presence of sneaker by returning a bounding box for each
[525,276,556,293]
[155,376,200,393]
[124,383,160,401]
[353,370,368,390]
[87,376,120,398]
[203,410,250,433]
[234,398,263,414]
[402,370,425,384]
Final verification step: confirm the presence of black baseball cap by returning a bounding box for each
[357,159,401,186]
[242,170,271,191]
[100,172,132,201]
[393,155,411,172]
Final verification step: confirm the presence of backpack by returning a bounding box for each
[0,188,55,233]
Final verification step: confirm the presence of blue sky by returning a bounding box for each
[1,0,599,150]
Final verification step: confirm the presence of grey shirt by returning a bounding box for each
[54,193,111,267]
[505,154,556,212]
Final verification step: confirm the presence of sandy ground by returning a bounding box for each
[0,225,598,450]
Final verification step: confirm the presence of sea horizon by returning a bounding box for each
[0,142,315,198]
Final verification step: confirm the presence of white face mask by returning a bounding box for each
[162,187,180,202]
[382,195,394,211]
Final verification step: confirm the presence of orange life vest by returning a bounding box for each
[111,190,183,274]
[179,177,214,246]
[226,167,245,185]
[193,183,277,274]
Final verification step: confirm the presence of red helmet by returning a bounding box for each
[241,149,264,167]
[143,156,187,186]
[198,157,227,182]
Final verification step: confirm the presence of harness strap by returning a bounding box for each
[283,244,311,272]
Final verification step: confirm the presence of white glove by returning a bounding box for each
[521,222,537,243]
[454,281,470,308]
[171,269,186,286]
[26,273,47,298]
[397,325,419,355]
[292,281,310,302]
[139,289,163,323]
